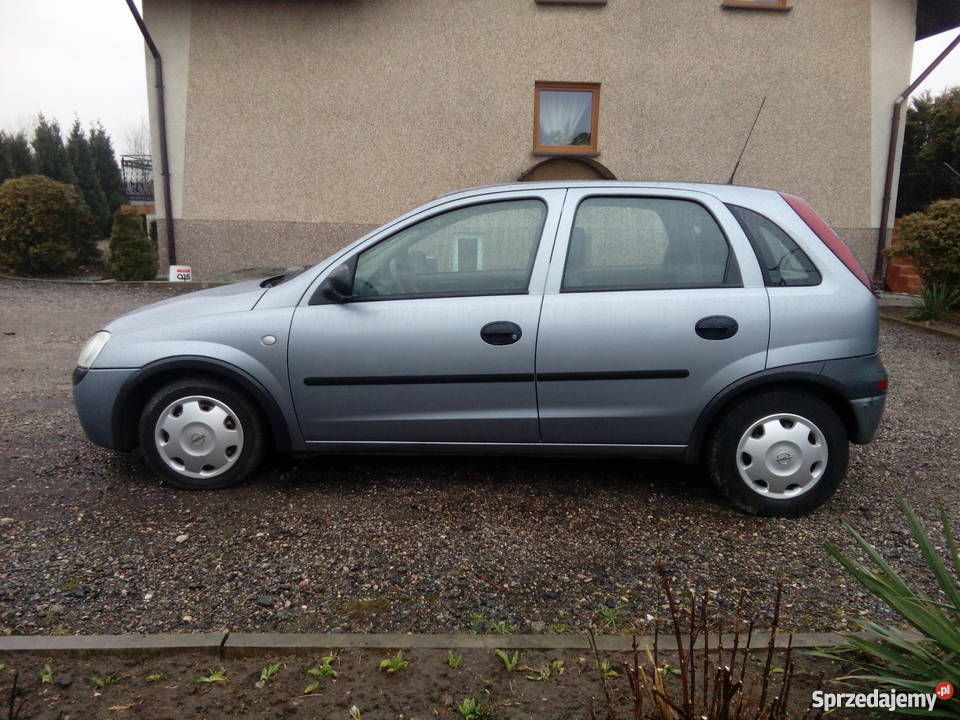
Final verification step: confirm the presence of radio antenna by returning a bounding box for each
[728,96,766,185]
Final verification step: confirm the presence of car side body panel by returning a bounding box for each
[72,181,885,473]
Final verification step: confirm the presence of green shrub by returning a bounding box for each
[106,208,156,281]
[911,283,960,322]
[892,198,960,288]
[0,174,99,274]
[822,500,960,718]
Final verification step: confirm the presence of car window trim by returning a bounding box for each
[558,194,744,294]
[341,289,531,303]
[349,197,549,303]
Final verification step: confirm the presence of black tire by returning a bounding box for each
[706,390,848,516]
[138,377,266,489]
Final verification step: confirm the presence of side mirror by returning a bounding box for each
[311,259,355,305]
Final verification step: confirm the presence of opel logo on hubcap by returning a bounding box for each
[775,451,792,466]
[190,432,205,446]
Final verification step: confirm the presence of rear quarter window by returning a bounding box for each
[727,204,821,287]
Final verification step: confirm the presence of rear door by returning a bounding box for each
[535,187,769,447]
[288,189,564,444]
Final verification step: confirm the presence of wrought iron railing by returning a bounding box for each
[121,154,154,203]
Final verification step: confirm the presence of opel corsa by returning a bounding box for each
[74,182,887,515]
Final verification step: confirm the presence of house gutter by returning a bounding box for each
[125,0,177,266]
[874,31,960,284]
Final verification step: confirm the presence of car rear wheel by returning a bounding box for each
[138,377,266,489]
[706,390,848,516]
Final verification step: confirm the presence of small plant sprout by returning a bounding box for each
[0,664,5,672]
[308,655,339,679]
[146,673,164,683]
[486,620,516,635]
[494,649,520,672]
[39,664,53,683]
[90,673,120,688]
[348,705,362,720]
[525,666,551,681]
[304,655,339,692]
[196,667,229,684]
[457,696,490,720]
[550,660,565,674]
[596,659,619,677]
[551,623,569,635]
[259,662,282,683]
[446,650,464,669]
[466,611,485,629]
[596,604,623,627]
[378,650,409,674]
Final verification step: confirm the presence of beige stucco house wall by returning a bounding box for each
[143,0,917,279]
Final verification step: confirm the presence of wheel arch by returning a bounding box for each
[112,356,293,454]
[685,368,859,464]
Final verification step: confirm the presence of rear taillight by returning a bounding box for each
[780,192,873,291]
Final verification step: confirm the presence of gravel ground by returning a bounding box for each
[0,278,958,638]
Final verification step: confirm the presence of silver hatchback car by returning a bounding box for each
[74,182,886,515]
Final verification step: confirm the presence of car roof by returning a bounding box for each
[435,180,786,206]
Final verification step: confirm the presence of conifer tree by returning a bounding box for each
[0,133,13,184]
[89,123,125,235]
[106,207,156,280]
[32,115,76,186]
[67,120,110,236]
[5,132,35,177]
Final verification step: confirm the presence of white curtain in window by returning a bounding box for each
[539,91,591,146]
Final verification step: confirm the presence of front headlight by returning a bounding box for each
[77,331,111,368]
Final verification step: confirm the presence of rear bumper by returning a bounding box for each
[819,354,887,444]
[72,367,140,450]
[849,394,886,444]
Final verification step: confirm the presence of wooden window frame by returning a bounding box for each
[533,81,601,156]
[721,0,791,10]
[536,0,606,5]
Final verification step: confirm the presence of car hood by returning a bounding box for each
[105,279,269,333]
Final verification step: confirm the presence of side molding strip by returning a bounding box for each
[303,370,689,386]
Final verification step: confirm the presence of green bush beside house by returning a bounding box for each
[0,174,99,275]
[892,199,960,288]
[106,207,157,281]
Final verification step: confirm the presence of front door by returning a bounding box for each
[535,188,769,447]
[288,191,563,444]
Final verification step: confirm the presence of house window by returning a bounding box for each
[721,0,791,10]
[533,81,600,155]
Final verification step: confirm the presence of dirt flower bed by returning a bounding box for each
[1,645,863,720]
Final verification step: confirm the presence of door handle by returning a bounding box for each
[696,315,738,340]
[481,321,522,346]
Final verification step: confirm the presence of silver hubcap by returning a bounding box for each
[154,395,244,479]
[736,413,828,499]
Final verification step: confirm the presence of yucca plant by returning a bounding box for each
[910,283,960,322]
[822,499,960,718]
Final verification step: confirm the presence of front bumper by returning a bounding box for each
[72,367,140,450]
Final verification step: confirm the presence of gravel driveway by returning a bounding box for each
[1,278,957,637]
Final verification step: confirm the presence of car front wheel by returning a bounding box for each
[138,377,266,489]
[706,390,848,516]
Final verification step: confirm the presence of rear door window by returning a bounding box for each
[727,204,821,287]
[561,197,741,291]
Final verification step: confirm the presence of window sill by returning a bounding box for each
[721,1,792,11]
[532,150,601,158]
